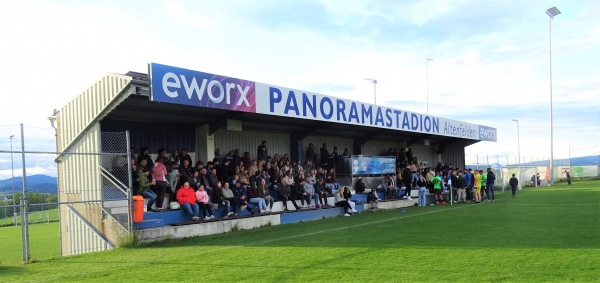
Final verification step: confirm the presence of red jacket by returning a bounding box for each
[177,186,196,205]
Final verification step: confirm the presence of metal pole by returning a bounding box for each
[10,135,17,225]
[516,121,522,190]
[19,124,30,263]
[544,7,561,183]
[126,131,133,233]
[548,15,555,186]
[426,58,433,115]
[568,144,571,177]
[373,82,377,105]
[51,120,63,256]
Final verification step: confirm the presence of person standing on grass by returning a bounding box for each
[457,171,466,203]
[464,169,472,201]
[417,172,428,206]
[432,171,446,205]
[473,170,482,203]
[450,170,459,203]
[486,168,496,201]
[480,170,487,201]
[177,182,200,221]
[566,171,572,186]
[509,174,519,198]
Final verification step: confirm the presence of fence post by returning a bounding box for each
[126,131,133,234]
[19,123,31,263]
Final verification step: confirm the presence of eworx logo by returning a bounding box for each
[479,126,497,142]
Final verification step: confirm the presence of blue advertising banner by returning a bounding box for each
[351,156,396,175]
[148,63,497,142]
[149,63,256,112]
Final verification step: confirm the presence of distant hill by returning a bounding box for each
[511,155,600,167]
[0,175,57,194]
[465,155,599,169]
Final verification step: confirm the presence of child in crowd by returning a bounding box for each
[195,185,214,220]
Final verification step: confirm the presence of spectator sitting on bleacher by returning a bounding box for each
[220,182,236,217]
[139,167,157,212]
[388,174,404,199]
[308,169,317,185]
[343,187,357,213]
[278,175,300,211]
[294,172,309,208]
[355,177,366,194]
[178,148,193,167]
[303,175,317,208]
[167,162,179,194]
[195,185,215,220]
[367,188,379,209]
[257,179,274,211]
[314,178,332,208]
[303,160,315,173]
[190,171,201,190]
[247,181,269,214]
[181,159,193,177]
[315,168,325,181]
[325,168,340,192]
[177,182,200,221]
[335,187,354,216]
[233,181,250,215]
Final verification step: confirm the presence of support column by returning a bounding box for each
[196,125,215,164]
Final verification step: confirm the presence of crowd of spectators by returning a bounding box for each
[131,141,354,220]
[130,142,496,221]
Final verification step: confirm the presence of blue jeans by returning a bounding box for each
[486,184,495,200]
[223,200,232,214]
[326,183,340,193]
[411,172,418,188]
[418,186,428,206]
[142,190,157,211]
[250,197,267,210]
[181,202,199,217]
[306,193,314,206]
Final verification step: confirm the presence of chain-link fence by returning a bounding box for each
[0,124,130,265]
[466,154,599,191]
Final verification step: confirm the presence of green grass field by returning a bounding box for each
[0,208,58,227]
[1,180,599,282]
[0,222,60,265]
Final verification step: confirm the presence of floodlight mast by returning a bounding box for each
[365,78,378,105]
[545,6,560,185]
[426,58,433,115]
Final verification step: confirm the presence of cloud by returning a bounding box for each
[0,0,597,166]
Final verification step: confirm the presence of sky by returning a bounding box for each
[0,0,598,174]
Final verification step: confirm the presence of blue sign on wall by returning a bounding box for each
[351,157,396,175]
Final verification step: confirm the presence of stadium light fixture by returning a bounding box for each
[546,6,560,185]
[365,78,378,105]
